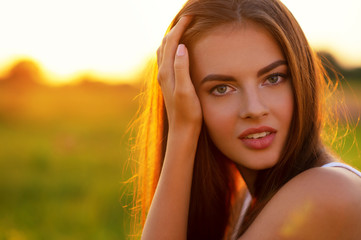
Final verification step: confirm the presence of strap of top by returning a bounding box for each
[231,190,252,240]
[321,162,361,177]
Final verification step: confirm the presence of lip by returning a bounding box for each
[238,126,277,150]
[239,126,277,139]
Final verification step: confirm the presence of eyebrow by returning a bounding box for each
[200,74,237,84]
[256,60,287,77]
[200,59,287,84]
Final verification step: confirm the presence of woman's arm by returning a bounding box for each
[141,126,199,240]
[141,16,202,240]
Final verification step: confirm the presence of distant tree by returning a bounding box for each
[317,51,343,79]
[317,51,361,81]
[1,59,43,88]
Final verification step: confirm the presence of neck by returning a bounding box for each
[236,165,258,196]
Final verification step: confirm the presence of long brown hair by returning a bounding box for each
[131,0,335,239]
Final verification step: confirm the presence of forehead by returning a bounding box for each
[189,21,285,83]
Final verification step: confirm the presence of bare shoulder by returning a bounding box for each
[240,165,361,240]
[287,165,361,204]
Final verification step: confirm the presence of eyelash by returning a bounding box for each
[210,84,235,96]
[263,72,288,86]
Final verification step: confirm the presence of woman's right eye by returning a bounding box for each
[210,85,233,96]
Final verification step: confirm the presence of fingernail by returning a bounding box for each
[176,44,185,56]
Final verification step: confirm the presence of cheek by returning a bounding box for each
[281,87,294,122]
[269,84,294,126]
[200,97,239,138]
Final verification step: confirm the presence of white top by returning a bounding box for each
[321,162,361,177]
[231,190,252,240]
[230,162,361,240]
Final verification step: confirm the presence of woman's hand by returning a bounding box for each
[157,16,202,133]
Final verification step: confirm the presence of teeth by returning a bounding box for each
[245,132,270,139]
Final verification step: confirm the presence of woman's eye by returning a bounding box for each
[211,85,233,96]
[268,75,280,84]
[264,73,287,85]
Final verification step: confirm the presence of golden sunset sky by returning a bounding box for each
[0,0,360,84]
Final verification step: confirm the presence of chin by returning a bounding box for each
[241,157,279,171]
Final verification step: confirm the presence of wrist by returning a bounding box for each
[167,123,201,153]
[168,122,202,138]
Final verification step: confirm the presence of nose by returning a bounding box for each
[239,86,269,119]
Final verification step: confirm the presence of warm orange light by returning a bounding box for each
[0,0,359,85]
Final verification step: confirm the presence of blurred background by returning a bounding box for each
[0,0,360,239]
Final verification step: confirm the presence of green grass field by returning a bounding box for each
[0,77,360,240]
[0,82,139,239]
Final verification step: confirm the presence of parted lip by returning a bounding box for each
[238,126,277,139]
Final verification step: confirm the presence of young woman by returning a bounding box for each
[132,0,361,239]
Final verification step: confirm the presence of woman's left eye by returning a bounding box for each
[264,73,287,85]
[210,84,234,96]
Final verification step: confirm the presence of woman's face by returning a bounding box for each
[190,22,294,170]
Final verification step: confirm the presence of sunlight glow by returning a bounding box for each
[0,0,360,84]
[280,200,313,238]
[282,0,361,68]
[0,0,185,84]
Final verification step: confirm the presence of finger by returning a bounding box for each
[163,16,192,66]
[174,44,192,91]
[159,16,192,86]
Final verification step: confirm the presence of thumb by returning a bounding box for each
[174,44,193,91]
